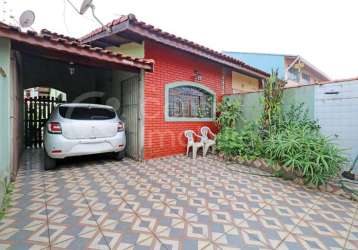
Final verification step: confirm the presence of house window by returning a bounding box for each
[288,68,300,82]
[165,82,216,121]
[302,73,311,84]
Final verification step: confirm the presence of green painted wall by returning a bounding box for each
[226,85,315,130]
[107,42,145,58]
[0,38,11,205]
[226,91,263,129]
[282,85,315,119]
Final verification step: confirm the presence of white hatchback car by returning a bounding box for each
[44,103,126,170]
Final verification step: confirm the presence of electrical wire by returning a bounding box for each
[62,0,71,34]
[64,0,80,14]
[64,0,97,24]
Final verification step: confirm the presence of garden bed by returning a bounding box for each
[215,71,352,198]
[218,154,357,201]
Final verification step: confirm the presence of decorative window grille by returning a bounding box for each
[168,86,214,118]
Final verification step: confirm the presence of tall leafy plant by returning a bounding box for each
[261,70,286,135]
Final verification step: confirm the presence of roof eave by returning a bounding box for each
[81,20,268,79]
[0,26,153,72]
[81,20,131,44]
[127,25,268,78]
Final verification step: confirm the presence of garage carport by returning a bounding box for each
[0,23,154,180]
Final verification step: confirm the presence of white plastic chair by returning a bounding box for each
[200,126,216,156]
[184,130,204,159]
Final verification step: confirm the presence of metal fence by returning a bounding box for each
[24,96,64,148]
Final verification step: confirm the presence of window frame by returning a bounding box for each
[288,68,300,82]
[302,72,311,85]
[164,81,216,122]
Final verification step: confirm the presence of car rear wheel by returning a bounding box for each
[114,150,125,161]
[44,151,57,170]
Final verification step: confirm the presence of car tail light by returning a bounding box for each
[118,121,125,132]
[48,122,62,134]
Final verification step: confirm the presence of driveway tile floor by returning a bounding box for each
[0,149,357,250]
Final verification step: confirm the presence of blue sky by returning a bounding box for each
[2,0,357,79]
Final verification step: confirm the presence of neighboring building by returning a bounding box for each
[24,87,67,101]
[224,52,330,90]
[81,14,268,159]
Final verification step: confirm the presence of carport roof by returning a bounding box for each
[0,22,154,72]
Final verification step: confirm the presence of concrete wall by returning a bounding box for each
[10,51,24,181]
[0,38,11,206]
[283,85,315,118]
[315,81,358,166]
[226,85,316,130]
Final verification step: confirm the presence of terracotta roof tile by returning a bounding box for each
[80,15,269,77]
[0,22,154,71]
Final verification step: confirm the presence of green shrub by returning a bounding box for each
[216,98,242,129]
[217,122,263,160]
[216,128,241,156]
[281,104,320,132]
[264,125,346,186]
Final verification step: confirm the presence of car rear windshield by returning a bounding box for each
[59,106,116,120]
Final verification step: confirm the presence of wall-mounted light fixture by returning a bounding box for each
[194,70,202,81]
[68,61,75,75]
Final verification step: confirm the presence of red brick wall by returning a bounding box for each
[143,40,232,159]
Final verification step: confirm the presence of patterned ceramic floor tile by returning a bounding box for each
[345,225,358,250]
[342,205,358,250]
[3,150,358,250]
[208,224,273,250]
[293,214,352,238]
[0,202,47,231]
[49,227,110,250]
[277,232,347,250]
[0,222,50,250]
[311,193,358,225]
